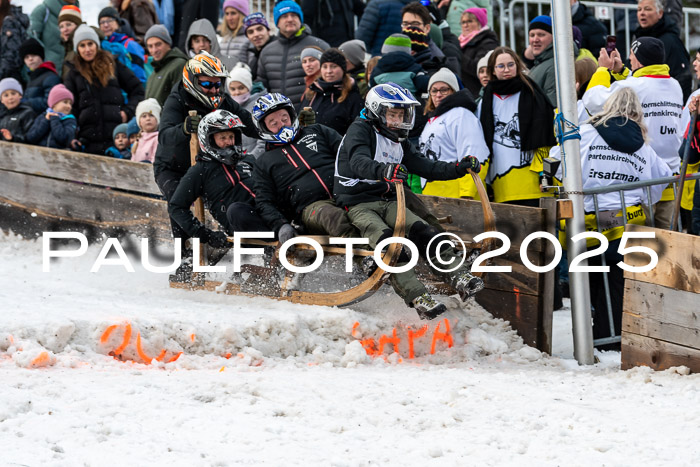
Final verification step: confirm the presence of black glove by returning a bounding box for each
[278,223,297,245]
[383,163,409,183]
[199,228,231,248]
[184,114,202,135]
[456,155,481,176]
[298,108,316,127]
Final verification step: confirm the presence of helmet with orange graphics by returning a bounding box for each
[182,51,228,109]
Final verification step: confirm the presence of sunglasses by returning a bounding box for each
[199,80,222,90]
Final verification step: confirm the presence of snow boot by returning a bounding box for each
[411,293,447,320]
[451,272,484,301]
[169,256,193,283]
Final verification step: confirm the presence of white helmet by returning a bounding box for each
[365,83,419,142]
[251,93,299,144]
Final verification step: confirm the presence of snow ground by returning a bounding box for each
[1,232,699,466]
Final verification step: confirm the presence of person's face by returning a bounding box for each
[197,75,222,96]
[224,7,242,30]
[77,40,97,62]
[245,24,270,49]
[228,80,249,97]
[191,35,211,54]
[637,0,663,28]
[528,29,553,56]
[277,12,301,38]
[139,113,158,133]
[478,66,490,87]
[52,98,73,114]
[264,108,292,134]
[385,107,405,128]
[302,56,320,76]
[129,133,138,145]
[23,54,42,71]
[114,133,129,150]
[461,13,480,35]
[429,81,454,108]
[146,37,171,61]
[321,62,344,82]
[213,130,237,148]
[0,90,21,110]
[629,50,643,71]
[494,53,517,80]
[99,16,118,37]
[693,52,700,80]
[401,12,430,34]
[59,20,78,42]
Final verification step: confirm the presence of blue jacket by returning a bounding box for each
[22,62,60,114]
[106,32,147,84]
[355,0,414,56]
[26,112,76,148]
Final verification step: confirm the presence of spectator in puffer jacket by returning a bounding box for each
[105,122,131,159]
[218,0,250,69]
[98,7,147,84]
[20,38,61,114]
[355,0,413,56]
[26,83,77,149]
[242,12,276,80]
[0,78,36,143]
[257,1,329,110]
[29,0,76,75]
[1,0,29,83]
[131,98,160,163]
[144,25,188,106]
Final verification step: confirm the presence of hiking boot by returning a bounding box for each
[411,293,447,320]
[169,257,193,283]
[451,272,484,301]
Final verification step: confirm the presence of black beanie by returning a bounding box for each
[320,48,347,73]
[19,38,45,61]
[98,7,120,22]
[630,37,665,66]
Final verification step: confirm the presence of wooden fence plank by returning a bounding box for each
[621,332,700,372]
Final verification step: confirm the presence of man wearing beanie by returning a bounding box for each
[526,15,565,107]
[244,12,276,80]
[583,36,684,229]
[98,6,147,84]
[257,1,329,108]
[301,0,365,47]
[400,2,460,75]
[26,83,78,149]
[29,0,80,73]
[145,25,188,106]
[20,38,61,114]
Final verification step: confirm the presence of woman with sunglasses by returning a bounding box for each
[63,24,144,155]
[418,68,489,199]
[477,46,556,206]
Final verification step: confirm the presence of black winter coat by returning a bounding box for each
[25,113,77,149]
[154,83,260,177]
[334,118,462,208]
[169,155,257,237]
[253,124,341,233]
[0,5,29,82]
[300,79,363,136]
[176,0,219,52]
[63,60,144,155]
[460,29,499,97]
[301,0,365,47]
[0,103,36,143]
[572,3,607,59]
[23,62,61,114]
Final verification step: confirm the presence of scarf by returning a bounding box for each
[480,76,557,154]
[459,26,488,48]
[232,91,250,105]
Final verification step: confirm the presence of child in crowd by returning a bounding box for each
[127,117,140,150]
[19,38,60,114]
[105,123,132,159]
[131,98,161,163]
[26,84,78,149]
[0,78,36,143]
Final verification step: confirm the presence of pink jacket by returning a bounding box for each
[132,131,158,163]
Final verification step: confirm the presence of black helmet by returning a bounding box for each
[197,110,245,165]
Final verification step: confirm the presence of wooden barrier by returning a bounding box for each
[621,225,700,372]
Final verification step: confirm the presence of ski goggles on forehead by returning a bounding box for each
[199,80,222,90]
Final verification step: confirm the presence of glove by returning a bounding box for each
[298,108,316,127]
[456,155,481,176]
[278,223,297,245]
[184,114,202,135]
[383,163,409,183]
[199,228,231,249]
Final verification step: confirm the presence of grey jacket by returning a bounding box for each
[219,27,249,69]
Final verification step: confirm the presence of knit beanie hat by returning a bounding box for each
[403,26,429,54]
[428,68,459,93]
[19,38,45,61]
[339,39,367,68]
[144,24,172,46]
[274,0,303,26]
[223,0,250,17]
[476,50,493,73]
[0,78,23,97]
[529,15,552,34]
[465,7,488,27]
[300,46,323,62]
[320,48,347,73]
[58,5,82,27]
[73,24,101,52]
[228,63,253,91]
[98,7,120,22]
[381,33,412,55]
[113,123,128,139]
[136,98,162,129]
[47,84,74,108]
[630,37,665,66]
[127,117,140,137]
[243,12,270,32]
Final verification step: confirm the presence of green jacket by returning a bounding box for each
[527,44,557,107]
[145,47,188,106]
[30,0,79,73]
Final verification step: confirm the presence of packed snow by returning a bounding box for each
[1,232,698,465]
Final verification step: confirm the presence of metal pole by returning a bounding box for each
[551,0,595,365]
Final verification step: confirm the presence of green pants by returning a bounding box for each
[301,199,359,237]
